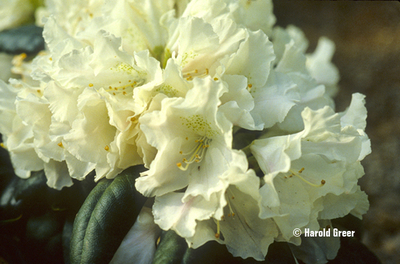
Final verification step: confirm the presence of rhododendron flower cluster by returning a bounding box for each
[0,0,370,261]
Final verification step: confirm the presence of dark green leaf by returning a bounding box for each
[152,230,188,264]
[0,134,16,194]
[24,211,64,264]
[182,241,245,264]
[264,242,298,264]
[46,173,96,214]
[14,170,47,202]
[0,234,27,264]
[70,178,112,264]
[153,236,297,264]
[0,25,44,55]
[0,176,23,222]
[63,215,74,264]
[70,166,147,264]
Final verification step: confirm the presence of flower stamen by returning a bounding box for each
[227,200,235,217]
[215,220,221,239]
[100,80,143,96]
[287,168,326,187]
[183,68,209,81]
[177,136,211,171]
[223,189,236,218]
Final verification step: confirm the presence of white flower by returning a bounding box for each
[136,77,232,199]
[77,0,181,56]
[0,78,77,189]
[186,162,277,261]
[0,53,16,82]
[219,29,279,130]
[0,0,372,262]
[110,207,161,264]
[231,0,276,35]
[151,149,278,261]
[181,0,275,36]
[269,26,336,133]
[41,30,162,180]
[38,0,103,36]
[251,94,370,244]
[0,0,35,31]
[306,37,340,97]
[164,3,290,131]
[0,80,42,178]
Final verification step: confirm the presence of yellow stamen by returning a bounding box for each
[227,201,235,217]
[183,68,210,80]
[177,137,211,171]
[13,53,27,67]
[104,145,110,151]
[215,220,221,239]
[105,81,140,96]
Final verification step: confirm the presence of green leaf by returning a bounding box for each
[182,241,245,264]
[152,235,298,264]
[152,230,188,264]
[24,211,64,263]
[0,177,23,223]
[69,178,112,264]
[0,25,44,55]
[0,136,15,194]
[62,215,75,264]
[183,241,297,264]
[0,234,26,264]
[70,166,147,264]
[264,242,298,264]
[14,170,47,202]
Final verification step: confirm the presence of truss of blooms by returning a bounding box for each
[0,0,370,261]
